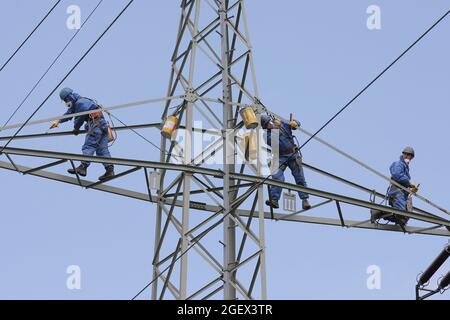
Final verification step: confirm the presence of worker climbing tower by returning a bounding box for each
[153,0,267,300]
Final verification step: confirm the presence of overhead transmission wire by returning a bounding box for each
[299,9,450,150]
[0,96,182,131]
[1,0,105,130]
[0,0,62,73]
[0,7,182,160]
[0,0,179,299]
[0,0,136,155]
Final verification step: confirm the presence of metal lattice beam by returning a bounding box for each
[0,154,449,237]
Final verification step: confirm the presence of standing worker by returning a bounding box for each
[385,147,419,226]
[50,88,115,181]
[261,114,311,210]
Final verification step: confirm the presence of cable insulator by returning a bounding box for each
[418,245,450,285]
[439,270,450,290]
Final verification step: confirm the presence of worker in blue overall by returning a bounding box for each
[261,114,311,210]
[385,147,418,226]
[50,88,115,181]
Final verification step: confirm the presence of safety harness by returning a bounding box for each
[83,97,117,146]
[267,113,302,158]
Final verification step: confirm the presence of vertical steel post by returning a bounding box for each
[256,124,268,300]
[219,0,237,300]
[152,0,189,300]
[151,135,166,300]
[179,0,200,300]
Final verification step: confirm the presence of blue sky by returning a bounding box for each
[0,0,449,299]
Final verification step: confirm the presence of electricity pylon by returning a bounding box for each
[1,0,449,301]
[153,0,267,300]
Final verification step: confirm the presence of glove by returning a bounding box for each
[289,120,300,130]
[410,183,419,194]
[73,129,80,136]
[49,120,60,129]
[273,118,281,127]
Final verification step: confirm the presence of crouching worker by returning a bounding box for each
[260,114,311,210]
[50,88,115,181]
[384,147,418,226]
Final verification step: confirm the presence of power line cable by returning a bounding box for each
[1,0,104,129]
[0,96,181,132]
[299,9,450,150]
[0,0,135,154]
[0,0,62,73]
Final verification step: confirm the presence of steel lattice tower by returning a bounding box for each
[153,0,267,300]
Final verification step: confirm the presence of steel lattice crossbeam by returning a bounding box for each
[1,146,449,237]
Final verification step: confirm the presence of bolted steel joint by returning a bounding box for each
[184,88,197,103]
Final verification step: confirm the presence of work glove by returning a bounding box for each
[49,120,60,130]
[73,129,80,136]
[273,118,281,127]
[410,183,420,194]
[289,120,300,130]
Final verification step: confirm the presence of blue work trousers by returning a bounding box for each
[81,126,112,169]
[270,154,309,200]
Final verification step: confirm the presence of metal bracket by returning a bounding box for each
[283,191,297,212]
[252,103,264,114]
[184,88,197,103]
[148,171,161,191]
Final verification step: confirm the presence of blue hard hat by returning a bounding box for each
[59,87,73,101]
[260,114,271,127]
[402,146,415,157]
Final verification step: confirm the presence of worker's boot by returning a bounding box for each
[383,215,396,223]
[98,166,115,181]
[68,164,87,177]
[265,199,279,209]
[370,209,383,224]
[302,199,312,210]
[396,216,409,227]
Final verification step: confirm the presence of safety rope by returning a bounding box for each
[106,112,117,148]
[0,95,182,133]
